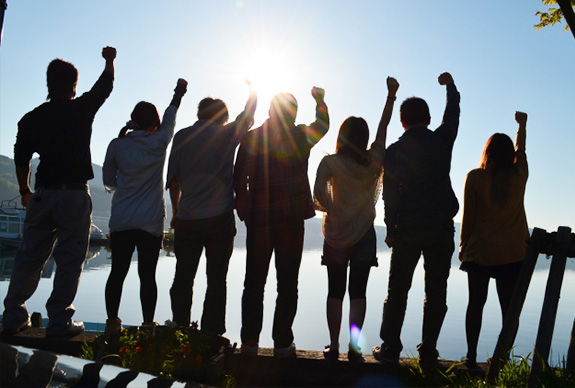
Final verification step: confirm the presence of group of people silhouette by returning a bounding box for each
[2,47,529,370]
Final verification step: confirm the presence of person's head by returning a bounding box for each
[336,116,370,165]
[480,133,515,170]
[269,93,298,125]
[400,97,431,129]
[118,101,160,138]
[480,133,515,208]
[197,97,229,125]
[47,59,78,100]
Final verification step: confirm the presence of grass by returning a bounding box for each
[397,353,575,387]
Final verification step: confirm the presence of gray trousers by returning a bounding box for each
[2,188,91,335]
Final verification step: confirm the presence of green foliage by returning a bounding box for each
[80,341,94,360]
[83,324,229,385]
[395,353,575,387]
[535,0,575,31]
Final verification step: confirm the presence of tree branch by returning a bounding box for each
[556,0,575,40]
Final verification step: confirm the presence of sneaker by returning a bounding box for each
[104,318,122,335]
[323,345,339,361]
[372,345,399,365]
[241,340,259,356]
[2,318,32,335]
[46,320,85,338]
[348,345,364,363]
[274,342,296,358]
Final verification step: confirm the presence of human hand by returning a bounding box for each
[311,87,325,102]
[174,78,188,97]
[102,46,117,61]
[21,191,32,207]
[385,235,394,248]
[438,72,454,86]
[387,77,399,97]
[515,111,528,126]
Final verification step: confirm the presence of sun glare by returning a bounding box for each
[240,46,300,107]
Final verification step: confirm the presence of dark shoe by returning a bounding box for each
[372,345,399,365]
[461,356,481,371]
[46,320,84,338]
[419,350,439,371]
[347,346,364,363]
[2,318,31,335]
[323,345,339,361]
[104,318,122,336]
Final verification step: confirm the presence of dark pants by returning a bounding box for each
[465,268,519,362]
[105,229,162,323]
[379,225,454,359]
[241,221,304,348]
[169,212,235,334]
[2,188,91,336]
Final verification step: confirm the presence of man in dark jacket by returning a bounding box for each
[373,72,460,367]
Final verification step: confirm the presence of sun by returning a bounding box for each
[239,45,300,106]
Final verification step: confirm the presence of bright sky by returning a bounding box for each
[0,1,574,231]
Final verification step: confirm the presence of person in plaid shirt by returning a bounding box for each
[234,87,329,357]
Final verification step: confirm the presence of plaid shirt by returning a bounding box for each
[234,102,329,229]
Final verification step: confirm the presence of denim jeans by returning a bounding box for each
[241,221,304,348]
[379,224,454,359]
[169,212,235,334]
[3,188,91,335]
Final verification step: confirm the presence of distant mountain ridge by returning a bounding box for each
[0,154,113,231]
[1,153,465,255]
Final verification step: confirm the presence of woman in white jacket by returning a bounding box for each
[102,79,187,333]
[314,77,398,361]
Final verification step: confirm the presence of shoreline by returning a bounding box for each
[1,326,487,387]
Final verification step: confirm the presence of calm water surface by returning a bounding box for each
[1,242,575,365]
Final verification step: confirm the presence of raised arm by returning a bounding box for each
[102,46,116,76]
[375,77,400,145]
[227,80,258,141]
[515,111,527,152]
[156,79,188,146]
[304,87,329,146]
[435,72,460,144]
[170,78,188,108]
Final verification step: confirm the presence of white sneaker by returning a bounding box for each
[241,341,259,356]
[274,342,296,358]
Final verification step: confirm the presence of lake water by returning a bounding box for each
[2,224,575,366]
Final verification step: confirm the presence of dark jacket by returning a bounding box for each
[383,83,460,237]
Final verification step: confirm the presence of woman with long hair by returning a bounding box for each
[314,77,399,362]
[102,79,187,333]
[459,111,529,368]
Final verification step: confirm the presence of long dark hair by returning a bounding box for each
[118,101,160,138]
[480,133,515,208]
[335,116,370,166]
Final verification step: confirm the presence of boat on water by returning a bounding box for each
[0,199,109,250]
